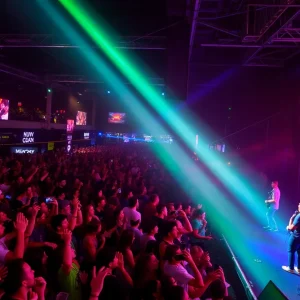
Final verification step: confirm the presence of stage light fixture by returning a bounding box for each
[47,88,52,93]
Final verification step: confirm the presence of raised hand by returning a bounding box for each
[182,250,193,264]
[90,266,111,297]
[14,213,28,233]
[32,204,40,217]
[29,291,38,300]
[51,199,58,206]
[61,229,72,244]
[207,269,222,283]
[177,210,187,218]
[34,277,47,297]
[116,252,125,270]
[79,271,88,285]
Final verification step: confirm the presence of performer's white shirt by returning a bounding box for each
[272,187,280,210]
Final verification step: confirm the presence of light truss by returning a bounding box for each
[272,27,300,43]
[48,74,165,86]
[189,0,202,61]
[0,34,166,50]
[244,5,300,67]
[0,62,43,84]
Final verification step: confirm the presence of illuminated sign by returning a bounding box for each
[22,132,34,143]
[66,134,72,153]
[84,132,89,140]
[11,147,38,154]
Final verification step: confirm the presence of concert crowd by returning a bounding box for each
[0,145,232,300]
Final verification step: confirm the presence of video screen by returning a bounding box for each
[108,112,126,124]
[76,111,87,125]
[67,119,75,133]
[0,99,9,120]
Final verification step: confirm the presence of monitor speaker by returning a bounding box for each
[258,280,288,300]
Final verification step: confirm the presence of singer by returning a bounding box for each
[264,181,280,232]
[282,204,300,274]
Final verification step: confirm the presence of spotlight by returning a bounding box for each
[47,88,52,93]
[162,92,165,96]
[227,162,231,166]
[107,90,111,94]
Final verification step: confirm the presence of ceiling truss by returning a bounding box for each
[0,34,166,50]
[190,1,300,68]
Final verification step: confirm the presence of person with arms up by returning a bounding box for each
[264,181,280,232]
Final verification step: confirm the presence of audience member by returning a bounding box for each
[0,145,231,300]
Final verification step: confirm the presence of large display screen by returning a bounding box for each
[108,112,126,124]
[0,99,9,120]
[76,111,87,125]
[67,119,75,133]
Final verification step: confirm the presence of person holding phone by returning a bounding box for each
[163,244,204,295]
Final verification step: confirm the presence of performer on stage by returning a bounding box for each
[264,181,280,232]
[282,204,300,274]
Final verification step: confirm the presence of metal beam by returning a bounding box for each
[0,34,166,50]
[0,63,43,84]
[49,75,166,86]
[189,0,202,61]
[248,4,300,8]
[0,45,166,50]
[197,22,240,38]
[200,43,300,48]
[244,9,300,65]
[272,38,300,42]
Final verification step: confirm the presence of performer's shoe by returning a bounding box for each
[282,266,296,273]
[295,267,300,274]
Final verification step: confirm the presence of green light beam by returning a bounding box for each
[39,1,273,289]
[59,0,266,224]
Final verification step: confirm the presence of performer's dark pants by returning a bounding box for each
[288,234,300,270]
[266,207,278,229]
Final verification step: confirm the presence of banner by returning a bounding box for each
[11,147,38,154]
[48,142,54,151]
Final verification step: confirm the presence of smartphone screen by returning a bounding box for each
[45,197,53,204]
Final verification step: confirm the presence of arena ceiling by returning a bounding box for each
[0,0,300,92]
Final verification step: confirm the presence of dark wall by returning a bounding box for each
[188,66,300,204]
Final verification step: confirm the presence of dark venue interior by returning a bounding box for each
[0,0,299,299]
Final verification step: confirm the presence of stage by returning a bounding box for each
[228,223,299,300]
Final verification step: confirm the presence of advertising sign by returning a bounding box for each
[11,147,38,154]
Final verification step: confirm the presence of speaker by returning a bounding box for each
[258,280,288,300]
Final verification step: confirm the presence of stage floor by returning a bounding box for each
[232,224,299,300]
